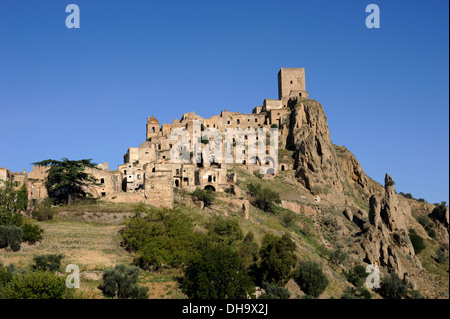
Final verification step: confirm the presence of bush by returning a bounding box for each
[436,246,448,264]
[33,254,64,272]
[191,188,216,207]
[294,261,329,298]
[182,242,255,299]
[0,209,23,227]
[343,265,367,287]
[122,209,203,270]
[258,281,290,299]
[258,234,296,285]
[378,272,408,299]
[99,264,148,299]
[329,248,348,266]
[430,202,447,224]
[208,217,244,245]
[417,215,437,239]
[340,287,372,299]
[0,271,74,299]
[280,210,296,228]
[247,183,281,212]
[0,264,13,287]
[31,199,54,221]
[0,225,23,252]
[409,229,425,254]
[238,232,259,271]
[21,223,44,244]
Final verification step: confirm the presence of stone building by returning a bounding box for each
[1,68,308,209]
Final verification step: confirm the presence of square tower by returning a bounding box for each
[278,68,309,103]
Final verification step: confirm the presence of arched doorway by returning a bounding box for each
[204,185,216,192]
[175,179,180,187]
[281,165,285,171]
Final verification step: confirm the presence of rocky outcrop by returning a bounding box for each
[359,174,419,276]
[380,174,407,231]
[285,99,383,205]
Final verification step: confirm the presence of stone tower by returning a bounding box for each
[146,115,159,140]
[278,68,309,106]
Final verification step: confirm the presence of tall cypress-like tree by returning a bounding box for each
[32,158,98,206]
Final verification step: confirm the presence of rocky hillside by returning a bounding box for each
[273,97,449,297]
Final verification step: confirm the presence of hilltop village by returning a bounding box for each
[0,68,309,209]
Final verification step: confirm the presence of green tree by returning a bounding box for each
[0,271,74,299]
[280,210,296,228]
[435,246,448,264]
[99,264,148,299]
[208,217,244,245]
[191,188,216,207]
[0,225,23,252]
[258,281,290,299]
[0,181,25,226]
[343,265,367,287]
[294,261,329,298]
[182,242,255,299]
[32,158,99,206]
[258,234,296,285]
[430,201,448,224]
[122,209,202,270]
[378,272,408,299]
[247,183,281,212]
[22,223,44,244]
[32,254,64,272]
[329,247,348,266]
[238,232,259,271]
[409,229,425,254]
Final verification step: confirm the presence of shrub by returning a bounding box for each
[0,209,23,227]
[32,254,64,272]
[191,188,216,207]
[182,242,255,299]
[417,215,437,239]
[99,264,148,299]
[280,210,296,228]
[430,202,447,224]
[409,229,425,254]
[0,264,13,287]
[21,223,44,244]
[31,199,54,221]
[258,281,290,299]
[294,261,329,298]
[0,271,74,299]
[436,246,449,264]
[122,209,202,270]
[378,272,408,299]
[247,183,280,212]
[258,234,296,285]
[329,248,348,266]
[208,217,244,245]
[270,124,278,129]
[238,232,259,271]
[0,225,23,252]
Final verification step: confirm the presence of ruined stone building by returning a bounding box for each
[0,68,308,208]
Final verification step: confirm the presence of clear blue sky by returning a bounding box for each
[0,0,448,204]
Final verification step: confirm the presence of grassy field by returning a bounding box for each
[0,217,186,299]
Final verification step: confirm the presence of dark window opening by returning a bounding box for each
[175,180,180,187]
[100,178,105,184]
[101,192,106,197]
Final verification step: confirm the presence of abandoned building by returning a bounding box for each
[0,68,308,208]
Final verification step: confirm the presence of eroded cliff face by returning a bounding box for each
[285,98,383,205]
[282,98,448,296]
[359,174,420,277]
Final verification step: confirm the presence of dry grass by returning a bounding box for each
[0,219,132,271]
